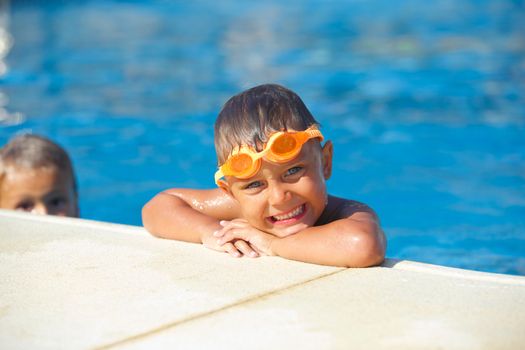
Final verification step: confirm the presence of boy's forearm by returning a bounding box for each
[271,219,385,268]
[142,192,218,244]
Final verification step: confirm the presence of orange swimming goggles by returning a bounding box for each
[215,125,323,185]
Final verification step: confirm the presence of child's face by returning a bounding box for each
[224,140,333,238]
[0,165,78,217]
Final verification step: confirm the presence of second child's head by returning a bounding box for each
[214,84,333,237]
[0,134,79,217]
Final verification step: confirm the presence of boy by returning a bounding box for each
[0,134,79,217]
[143,84,385,267]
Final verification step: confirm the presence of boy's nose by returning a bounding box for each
[31,202,49,215]
[268,182,291,205]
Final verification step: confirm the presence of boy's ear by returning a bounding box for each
[217,179,233,195]
[321,140,333,180]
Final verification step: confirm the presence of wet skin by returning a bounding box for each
[142,138,385,266]
[224,140,332,238]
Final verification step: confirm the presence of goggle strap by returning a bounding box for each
[305,128,323,142]
[214,169,225,184]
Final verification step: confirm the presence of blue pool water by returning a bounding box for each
[0,0,524,275]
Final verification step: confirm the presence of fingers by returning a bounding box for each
[216,228,246,246]
[215,221,250,243]
[234,240,259,258]
[213,221,242,245]
[204,229,257,258]
[215,219,249,235]
[220,240,259,258]
[214,219,268,257]
[222,242,241,258]
[212,221,232,238]
[220,219,247,227]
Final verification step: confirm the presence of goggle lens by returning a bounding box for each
[272,134,297,155]
[230,153,254,173]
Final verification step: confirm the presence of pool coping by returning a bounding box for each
[1,209,524,349]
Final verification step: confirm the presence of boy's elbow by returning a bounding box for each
[353,233,385,267]
[141,200,162,238]
[342,223,386,268]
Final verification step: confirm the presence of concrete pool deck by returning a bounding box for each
[1,209,524,349]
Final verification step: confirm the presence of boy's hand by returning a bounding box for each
[202,227,260,258]
[214,219,276,257]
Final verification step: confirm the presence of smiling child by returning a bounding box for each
[142,84,385,267]
[0,134,79,217]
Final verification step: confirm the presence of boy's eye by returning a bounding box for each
[285,166,303,177]
[16,201,34,212]
[244,181,263,190]
[49,197,67,208]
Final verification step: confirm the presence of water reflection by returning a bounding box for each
[0,0,523,274]
[0,0,23,126]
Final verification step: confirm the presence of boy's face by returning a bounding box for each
[0,165,78,217]
[223,140,333,238]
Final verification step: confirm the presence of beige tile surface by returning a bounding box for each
[1,209,524,350]
[0,210,340,350]
[115,265,525,350]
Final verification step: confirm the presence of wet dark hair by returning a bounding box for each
[0,134,78,194]
[214,84,320,165]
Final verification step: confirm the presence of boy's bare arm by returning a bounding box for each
[142,188,240,243]
[271,211,386,267]
[216,198,386,267]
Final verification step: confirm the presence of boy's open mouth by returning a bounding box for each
[268,204,306,224]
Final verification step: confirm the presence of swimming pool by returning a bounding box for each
[1,0,524,275]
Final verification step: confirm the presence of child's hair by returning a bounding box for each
[214,84,320,165]
[0,134,77,194]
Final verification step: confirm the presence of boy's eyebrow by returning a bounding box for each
[229,175,259,186]
[44,191,65,199]
[11,195,34,203]
[294,140,319,160]
[43,187,71,199]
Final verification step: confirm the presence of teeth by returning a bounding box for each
[272,205,304,221]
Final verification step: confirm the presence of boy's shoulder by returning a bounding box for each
[320,195,377,223]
